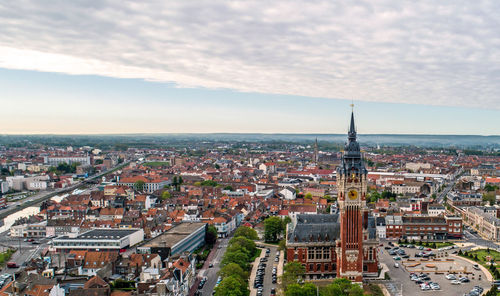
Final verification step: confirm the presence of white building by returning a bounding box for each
[0,181,9,194]
[44,155,91,166]
[52,228,144,250]
[279,187,296,200]
[391,183,421,195]
[428,205,446,216]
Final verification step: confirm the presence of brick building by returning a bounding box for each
[286,112,379,282]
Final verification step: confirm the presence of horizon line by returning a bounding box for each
[1,132,500,137]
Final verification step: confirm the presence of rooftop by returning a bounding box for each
[56,229,140,240]
[141,222,206,248]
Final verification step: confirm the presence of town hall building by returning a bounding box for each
[286,112,379,282]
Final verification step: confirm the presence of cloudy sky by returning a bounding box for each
[1,1,499,135]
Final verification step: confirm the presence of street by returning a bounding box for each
[198,237,230,295]
[0,231,51,276]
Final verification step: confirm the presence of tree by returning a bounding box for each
[218,263,248,281]
[229,237,257,257]
[221,250,250,270]
[304,193,313,199]
[206,225,218,245]
[161,191,171,200]
[214,275,249,296]
[224,185,234,191]
[283,216,292,226]
[264,216,283,242]
[483,192,496,206]
[319,278,364,296]
[234,226,258,240]
[134,180,145,191]
[281,262,305,290]
[278,239,286,251]
[201,180,218,187]
[286,283,316,296]
[57,162,72,174]
[485,184,499,192]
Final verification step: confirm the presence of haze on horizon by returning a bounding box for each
[1,1,500,135]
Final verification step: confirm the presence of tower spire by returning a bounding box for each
[348,110,356,141]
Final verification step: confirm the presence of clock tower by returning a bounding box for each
[336,111,368,283]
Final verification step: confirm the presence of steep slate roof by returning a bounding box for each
[288,214,340,243]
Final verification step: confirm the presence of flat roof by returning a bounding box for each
[141,222,206,249]
[56,228,140,240]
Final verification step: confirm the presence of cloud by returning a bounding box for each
[1,0,499,108]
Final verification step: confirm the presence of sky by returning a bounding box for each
[0,1,499,135]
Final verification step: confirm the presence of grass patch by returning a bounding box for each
[143,161,170,167]
[408,241,454,249]
[366,284,384,296]
[0,249,15,265]
[460,248,500,279]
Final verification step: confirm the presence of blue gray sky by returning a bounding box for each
[0,1,499,135]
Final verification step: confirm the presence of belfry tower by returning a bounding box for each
[336,111,368,283]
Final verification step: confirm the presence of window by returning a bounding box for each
[323,247,330,260]
[308,248,314,260]
[309,264,314,271]
[317,264,322,271]
[315,247,322,259]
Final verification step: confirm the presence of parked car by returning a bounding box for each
[446,274,457,280]
[451,280,461,285]
[6,262,18,268]
[394,263,399,268]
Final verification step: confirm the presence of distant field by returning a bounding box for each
[143,161,170,167]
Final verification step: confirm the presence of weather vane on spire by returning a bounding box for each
[350,99,354,111]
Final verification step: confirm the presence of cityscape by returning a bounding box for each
[1,1,500,296]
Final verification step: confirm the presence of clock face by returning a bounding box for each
[348,190,358,200]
